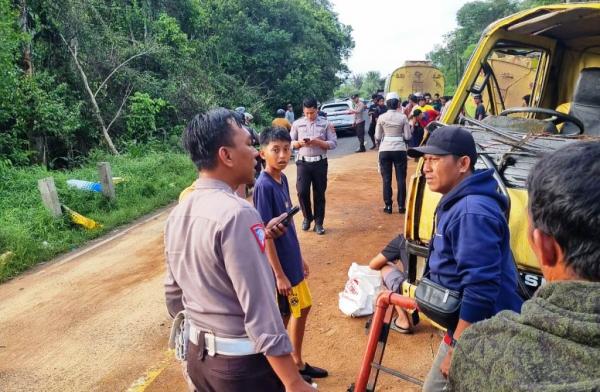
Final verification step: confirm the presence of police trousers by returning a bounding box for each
[296,159,328,225]
[186,340,284,392]
[355,121,366,147]
[378,150,407,208]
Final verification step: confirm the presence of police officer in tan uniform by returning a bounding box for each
[290,97,337,235]
[165,108,315,392]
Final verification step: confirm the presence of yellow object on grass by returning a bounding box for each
[62,205,102,230]
[287,280,312,318]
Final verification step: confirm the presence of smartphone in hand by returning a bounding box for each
[274,205,301,227]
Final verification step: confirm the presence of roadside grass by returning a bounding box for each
[0,150,196,282]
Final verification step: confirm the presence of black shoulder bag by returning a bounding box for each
[414,209,462,331]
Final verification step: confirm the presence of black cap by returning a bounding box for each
[407,126,477,164]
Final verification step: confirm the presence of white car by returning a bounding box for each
[320,101,357,135]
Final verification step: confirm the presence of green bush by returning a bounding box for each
[0,150,196,281]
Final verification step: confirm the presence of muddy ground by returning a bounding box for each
[0,138,441,391]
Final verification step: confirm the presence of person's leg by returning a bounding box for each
[380,264,411,330]
[368,122,377,148]
[312,159,328,228]
[422,341,450,392]
[289,306,311,368]
[355,121,366,152]
[296,161,313,227]
[379,151,393,210]
[393,151,408,211]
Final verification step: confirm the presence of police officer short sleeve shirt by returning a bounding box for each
[164,178,292,356]
[290,116,337,157]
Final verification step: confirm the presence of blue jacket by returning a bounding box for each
[428,169,523,325]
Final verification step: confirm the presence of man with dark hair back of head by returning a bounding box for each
[290,97,337,235]
[449,141,600,391]
[407,126,523,391]
[166,108,315,392]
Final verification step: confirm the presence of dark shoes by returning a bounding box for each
[314,224,325,235]
[354,147,366,153]
[300,362,328,378]
[370,144,377,150]
[301,374,313,383]
[399,207,406,214]
[302,219,312,231]
[383,205,392,214]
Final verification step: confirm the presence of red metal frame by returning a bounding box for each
[354,290,418,392]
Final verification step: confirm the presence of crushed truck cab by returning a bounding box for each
[404,3,600,301]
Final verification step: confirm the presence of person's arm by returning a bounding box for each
[267,356,315,391]
[324,121,337,150]
[265,238,292,296]
[403,117,412,141]
[220,209,312,390]
[438,213,505,378]
[451,213,504,323]
[164,224,184,318]
[375,117,384,142]
[368,253,388,270]
[164,251,184,318]
[440,318,472,378]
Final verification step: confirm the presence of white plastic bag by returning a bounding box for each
[347,262,382,290]
[338,263,382,317]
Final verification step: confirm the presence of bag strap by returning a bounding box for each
[423,206,439,279]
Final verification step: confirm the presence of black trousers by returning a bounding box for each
[355,121,366,147]
[296,159,328,225]
[379,150,407,208]
[187,340,284,392]
[368,121,376,145]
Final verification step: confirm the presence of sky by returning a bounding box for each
[329,0,472,78]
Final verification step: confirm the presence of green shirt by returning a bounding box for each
[449,280,600,391]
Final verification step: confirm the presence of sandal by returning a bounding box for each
[389,316,413,334]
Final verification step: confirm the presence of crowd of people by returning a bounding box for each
[164,94,599,392]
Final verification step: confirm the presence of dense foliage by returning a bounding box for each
[334,71,385,100]
[0,149,196,281]
[0,0,353,167]
[427,0,575,94]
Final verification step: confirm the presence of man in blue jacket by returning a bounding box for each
[407,126,523,392]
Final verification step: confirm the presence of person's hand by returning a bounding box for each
[297,139,307,148]
[286,378,317,391]
[308,139,324,148]
[303,260,310,278]
[440,347,453,379]
[265,214,288,239]
[276,274,292,296]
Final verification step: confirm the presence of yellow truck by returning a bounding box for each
[354,4,600,391]
[384,61,445,98]
[404,3,600,301]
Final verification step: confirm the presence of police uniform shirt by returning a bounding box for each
[290,116,337,158]
[164,178,293,356]
[375,110,411,152]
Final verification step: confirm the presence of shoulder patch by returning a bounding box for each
[250,223,266,253]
